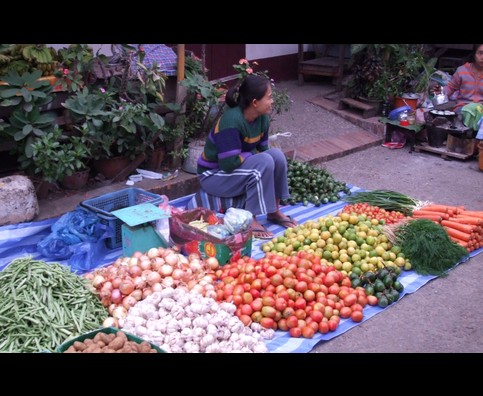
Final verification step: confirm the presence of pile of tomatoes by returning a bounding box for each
[213,251,376,338]
[341,203,406,225]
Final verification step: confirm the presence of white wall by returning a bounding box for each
[246,44,306,60]
[47,44,113,56]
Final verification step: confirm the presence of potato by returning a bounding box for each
[73,341,87,351]
[108,336,125,351]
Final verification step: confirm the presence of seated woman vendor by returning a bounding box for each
[196,74,297,239]
[433,44,483,113]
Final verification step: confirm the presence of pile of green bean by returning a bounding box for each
[0,257,108,352]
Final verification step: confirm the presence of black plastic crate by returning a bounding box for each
[80,188,164,249]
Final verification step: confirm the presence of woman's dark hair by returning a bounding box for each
[225,74,270,110]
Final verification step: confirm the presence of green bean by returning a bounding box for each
[0,257,108,352]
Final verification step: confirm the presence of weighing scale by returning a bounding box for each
[111,203,170,257]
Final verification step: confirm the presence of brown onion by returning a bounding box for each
[147,247,160,258]
[111,289,123,304]
[119,280,135,295]
[147,271,161,286]
[133,277,146,290]
[139,259,152,271]
[112,306,128,319]
[122,295,137,310]
[130,289,143,301]
[160,264,173,277]
[128,265,142,278]
[205,257,220,270]
[111,277,122,289]
[102,317,119,328]
[142,287,153,299]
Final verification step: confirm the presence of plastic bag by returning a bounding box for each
[37,209,112,273]
[223,207,253,234]
[155,195,171,244]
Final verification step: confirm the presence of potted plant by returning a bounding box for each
[31,125,91,190]
[0,70,56,173]
[346,44,437,109]
[62,86,165,178]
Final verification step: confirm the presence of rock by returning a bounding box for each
[0,175,39,226]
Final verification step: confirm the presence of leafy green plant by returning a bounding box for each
[347,44,437,101]
[31,126,91,183]
[63,86,165,160]
[0,70,55,169]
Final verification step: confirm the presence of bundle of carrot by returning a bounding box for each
[411,204,483,252]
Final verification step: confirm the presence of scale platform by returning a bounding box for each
[112,203,170,256]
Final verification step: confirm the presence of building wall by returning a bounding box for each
[246,44,301,59]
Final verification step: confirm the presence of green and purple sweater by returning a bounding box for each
[197,106,269,174]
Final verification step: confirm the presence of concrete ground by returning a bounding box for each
[36,78,483,353]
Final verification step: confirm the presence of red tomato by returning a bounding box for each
[286,315,298,329]
[302,326,315,338]
[265,265,277,277]
[242,292,253,304]
[324,275,335,287]
[339,306,352,319]
[357,295,368,307]
[251,311,263,323]
[275,297,288,312]
[294,298,307,310]
[250,298,263,312]
[294,309,307,320]
[351,303,364,312]
[303,289,316,302]
[240,304,253,316]
[260,317,276,329]
[367,295,378,306]
[239,314,252,326]
[310,310,323,323]
[344,293,357,307]
[340,277,352,287]
[277,318,289,331]
[282,307,295,318]
[319,322,329,334]
[289,327,302,338]
[328,319,339,332]
[351,310,363,322]
[251,279,262,290]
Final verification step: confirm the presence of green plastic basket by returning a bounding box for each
[56,327,166,353]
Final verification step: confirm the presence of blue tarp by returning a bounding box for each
[0,186,480,353]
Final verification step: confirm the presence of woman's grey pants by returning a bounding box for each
[198,148,290,216]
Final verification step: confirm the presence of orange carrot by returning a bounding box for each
[459,211,483,219]
[449,236,468,247]
[413,210,450,219]
[446,217,483,226]
[440,220,476,234]
[411,213,443,222]
[443,227,471,242]
[423,204,465,213]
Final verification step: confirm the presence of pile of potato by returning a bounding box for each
[63,330,159,353]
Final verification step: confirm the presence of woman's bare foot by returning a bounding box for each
[266,211,297,228]
[250,218,274,239]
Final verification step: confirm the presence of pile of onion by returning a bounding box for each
[84,247,220,328]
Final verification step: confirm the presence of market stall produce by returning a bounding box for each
[0,187,481,353]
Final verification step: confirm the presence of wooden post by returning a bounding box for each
[170,44,188,169]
